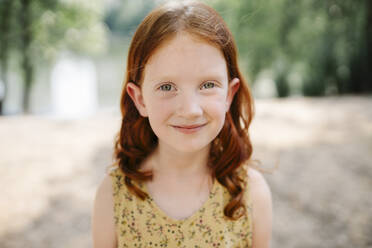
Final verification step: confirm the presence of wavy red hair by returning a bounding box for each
[112,0,256,220]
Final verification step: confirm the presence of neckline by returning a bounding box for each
[141,177,217,224]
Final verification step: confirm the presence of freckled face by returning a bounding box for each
[128,32,239,153]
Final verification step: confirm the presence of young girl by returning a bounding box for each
[92,1,272,247]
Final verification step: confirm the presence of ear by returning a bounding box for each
[225,78,240,113]
[126,82,148,117]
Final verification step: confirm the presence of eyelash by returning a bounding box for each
[158,81,217,91]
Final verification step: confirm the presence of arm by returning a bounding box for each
[92,174,117,248]
[248,168,273,248]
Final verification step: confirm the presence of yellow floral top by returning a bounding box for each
[109,167,253,248]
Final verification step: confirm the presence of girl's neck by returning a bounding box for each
[144,142,211,179]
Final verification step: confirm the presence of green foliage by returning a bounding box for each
[209,0,371,96]
[0,0,108,113]
[32,0,108,61]
[0,0,107,62]
[104,0,156,36]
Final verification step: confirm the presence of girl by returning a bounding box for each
[92,1,272,247]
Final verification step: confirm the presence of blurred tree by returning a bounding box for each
[0,0,14,114]
[104,0,156,36]
[0,0,107,114]
[211,0,372,96]
[19,0,33,113]
[348,0,372,93]
[300,0,371,95]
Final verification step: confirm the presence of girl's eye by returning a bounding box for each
[159,84,174,91]
[201,81,216,89]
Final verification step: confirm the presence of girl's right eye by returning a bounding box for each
[159,84,174,91]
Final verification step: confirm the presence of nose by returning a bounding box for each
[175,91,203,118]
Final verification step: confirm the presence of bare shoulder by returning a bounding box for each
[247,167,270,189]
[246,167,273,248]
[91,173,117,248]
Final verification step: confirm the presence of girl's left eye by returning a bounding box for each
[159,84,174,91]
[201,81,216,89]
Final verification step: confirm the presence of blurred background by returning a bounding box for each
[0,0,371,247]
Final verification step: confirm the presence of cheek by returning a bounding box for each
[146,97,172,130]
[204,94,227,120]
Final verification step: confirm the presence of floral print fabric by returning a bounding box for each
[109,167,253,248]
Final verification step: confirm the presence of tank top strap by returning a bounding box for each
[108,167,137,226]
[108,167,125,196]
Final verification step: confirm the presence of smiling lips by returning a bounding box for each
[174,123,206,129]
[171,123,207,134]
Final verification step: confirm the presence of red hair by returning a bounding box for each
[112,0,256,220]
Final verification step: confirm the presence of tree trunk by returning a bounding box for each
[0,0,13,115]
[365,0,372,92]
[20,0,34,114]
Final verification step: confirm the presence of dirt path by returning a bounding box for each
[0,96,371,248]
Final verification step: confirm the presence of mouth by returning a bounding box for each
[172,123,207,129]
[171,123,207,134]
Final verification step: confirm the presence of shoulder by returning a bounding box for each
[91,173,117,248]
[246,167,271,195]
[246,167,273,248]
[95,173,115,203]
[246,167,272,213]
